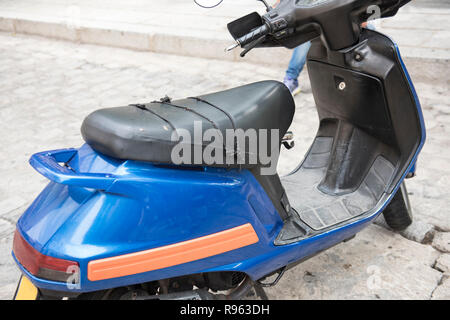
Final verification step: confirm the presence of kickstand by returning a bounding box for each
[257,267,286,288]
[253,283,269,300]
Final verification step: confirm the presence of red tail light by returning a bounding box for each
[13,230,79,283]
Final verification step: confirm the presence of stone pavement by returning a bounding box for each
[0,32,449,300]
[0,0,449,66]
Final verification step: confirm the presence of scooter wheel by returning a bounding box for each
[382,182,413,231]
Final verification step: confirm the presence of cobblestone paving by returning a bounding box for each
[0,32,449,299]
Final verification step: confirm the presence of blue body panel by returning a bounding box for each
[13,44,426,294]
[394,43,427,178]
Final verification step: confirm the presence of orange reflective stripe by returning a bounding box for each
[87,223,259,281]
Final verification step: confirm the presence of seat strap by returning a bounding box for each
[188,97,242,160]
[154,100,220,131]
[151,100,231,155]
[130,103,180,141]
[188,97,236,132]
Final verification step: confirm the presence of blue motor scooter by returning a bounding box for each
[12,0,425,300]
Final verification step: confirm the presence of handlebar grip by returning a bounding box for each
[237,24,270,47]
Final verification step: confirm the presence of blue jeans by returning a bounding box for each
[285,41,311,80]
[365,22,376,31]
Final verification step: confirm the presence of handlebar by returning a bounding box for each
[227,0,412,54]
[236,23,270,47]
[225,23,271,54]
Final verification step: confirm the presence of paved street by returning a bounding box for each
[0,0,449,64]
[0,31,449,299]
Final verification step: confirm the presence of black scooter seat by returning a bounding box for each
[81,81,295,167]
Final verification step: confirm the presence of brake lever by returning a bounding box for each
[239,36,266,57]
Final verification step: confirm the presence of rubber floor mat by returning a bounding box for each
[281,137,395,230]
